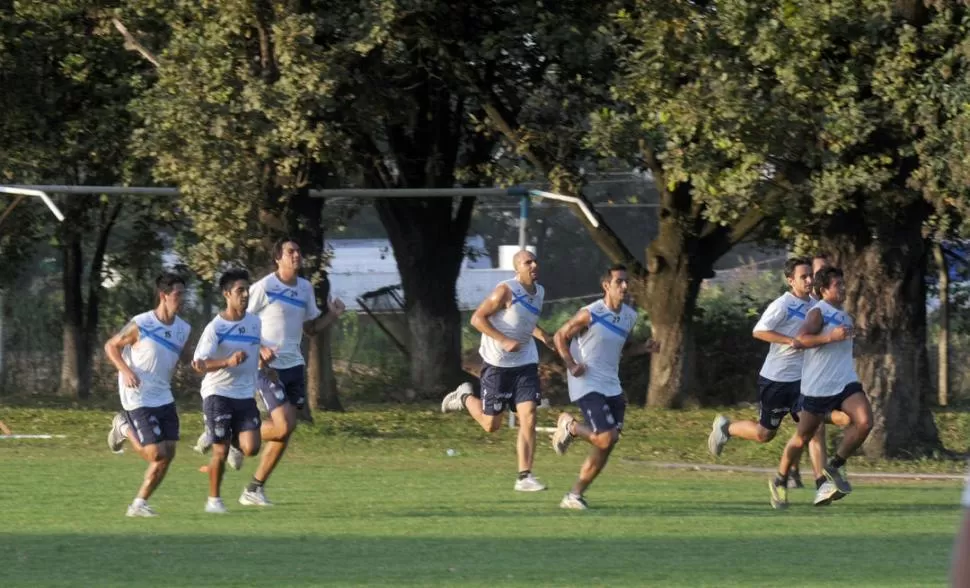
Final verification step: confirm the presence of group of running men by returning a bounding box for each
[104,238,344,516]
[105,241,872,515]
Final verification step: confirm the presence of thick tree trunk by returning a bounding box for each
[377,198,469,396]
[307,327,342,411]
[933,243,949,407]
[643,244,705,408]
[59,231,89,399]
[822,207,941,458]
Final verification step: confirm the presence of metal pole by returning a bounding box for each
[517,195,529,249]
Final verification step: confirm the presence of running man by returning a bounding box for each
[441,249,555,492]
[769,266,873,509]
[237,237,344,506]
[708,257,848,503]
[105,273,192,517]
[192,269,266,514]
[550,264,657,509]
[952,467,970,587]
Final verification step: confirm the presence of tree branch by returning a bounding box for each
[111,18,160,68]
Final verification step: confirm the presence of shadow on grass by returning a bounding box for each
[0,532,952,587]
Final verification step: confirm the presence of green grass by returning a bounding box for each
[0,406,966,586]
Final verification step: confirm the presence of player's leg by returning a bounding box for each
[511,364,544,491]
[560,394,624,510]
[825,386,872,494]
[709,377,786,456]
[771,405,823,509]
[203,396,232,513]
[244,369,298,505]
[457,365,506,433]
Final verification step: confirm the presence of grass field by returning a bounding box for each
[0,405,966,587]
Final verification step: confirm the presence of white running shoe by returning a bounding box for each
[227,446,244,471]
[441,383,472,413]
[108,413,127,454]
[514,474,547,492]
[239,487,274,507]
[813,480,843,506]
[205,497,228,514]
[552,412,576,456]
[193,430,212,455]
[560,493,588,510]
[707,414,730,457]
[125,502,157,517]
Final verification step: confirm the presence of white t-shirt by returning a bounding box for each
[194,313,263,400]
[119,311,191,410]
[753,292,814,382]
[801,300,858,398]
[247,273,322,370]
[479,279,544,368]
[566,300,638,402]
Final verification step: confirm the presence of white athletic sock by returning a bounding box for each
[120,421,131,437]
[132,497,147,508]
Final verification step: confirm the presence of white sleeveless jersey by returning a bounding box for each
[963,467,970,508]
[478,279,545,368]
[801,300,858,398]
[194,313,263,400]
[248,273,322,370]
[567,300,638,402]
[753,292,815,382]
[119,311,191,411]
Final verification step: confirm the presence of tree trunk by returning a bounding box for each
[59,230,89,398]
[377,198,469,396]
[821,206,941,458]
[307,327,342,411]
[933,243,949,407]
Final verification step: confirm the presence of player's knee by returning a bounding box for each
[756,428,777,443]
[608,428,620,447]
[855,413,873,436]
[483,419,502,433]
[591,431,614,451]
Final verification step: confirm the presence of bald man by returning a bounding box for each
[441,250,555,492]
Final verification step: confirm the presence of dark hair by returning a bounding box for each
[813,251,830,262]
[155,272,186,295]
[219,268,250,292]
[814,266,843,298]
[783,257,811,279]
[601,263,628,284]
[273,237,300,262]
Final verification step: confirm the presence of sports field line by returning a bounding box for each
[625,458,968,481]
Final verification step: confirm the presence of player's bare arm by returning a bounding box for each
[753,329,803,349]
[532,326,555,351]
[305,296,346,335]
[554,309,591,377]
[104,321,142,388]
[470,283,520,352]
[795,308,851,348]
[191,351,248,373]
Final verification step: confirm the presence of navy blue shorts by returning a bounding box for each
[202,395,261,443]
[577,393,626,434]
[478,362,540,416]
[257,369,288,413]
[258,365,306,411]
[124,402,179,445]
[799,382,865,416]
[757,376,801,430]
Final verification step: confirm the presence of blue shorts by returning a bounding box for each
[757,376,801,430]
[202,395,261,443]
[577,393,626,434]
[478,362,540,416]
[258,365,306,411]
[799,382,865,416]
[124,403,179,445]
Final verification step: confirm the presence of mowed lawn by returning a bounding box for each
[0,406,965,587]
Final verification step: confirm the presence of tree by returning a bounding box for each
[0,1,151,398]
[596,0,970,455]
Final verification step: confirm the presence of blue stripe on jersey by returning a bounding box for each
[511,293,540,316]
[220,334,261,345]
[590,312,629,338]
[786,304,807,320]
[267,290,307,309]
[138,326,182,355]
[822,312,846,326]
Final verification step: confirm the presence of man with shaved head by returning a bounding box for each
[442,249,555,492]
